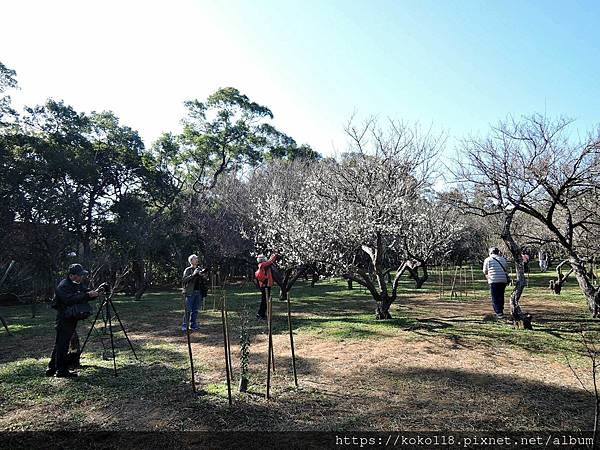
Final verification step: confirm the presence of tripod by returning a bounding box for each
[80,291,138,376]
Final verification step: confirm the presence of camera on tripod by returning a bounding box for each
[95,282,110,295]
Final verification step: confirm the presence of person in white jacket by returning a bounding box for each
[483,247,510,319]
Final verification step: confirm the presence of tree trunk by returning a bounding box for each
[82,237,92,261]
[501,212,532,330]
[550,260,573,295]
[570,258,600,317]
[274,266,306,301]
[132,259,150,301]
[311,272,319,287]
[408,264,429,288]
[375,293,393,320]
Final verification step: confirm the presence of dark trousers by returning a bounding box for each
[489,282,507,315]
[258,286,271,318]
[182,290,203,328]
[48,315,78,374]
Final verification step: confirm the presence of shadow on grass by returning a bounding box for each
[344,365,595,431]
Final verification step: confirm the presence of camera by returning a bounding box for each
[95,282,109,294]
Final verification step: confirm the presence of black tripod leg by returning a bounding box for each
[80,300,106,356]
[107,302,117,376]
[108,299,138,360]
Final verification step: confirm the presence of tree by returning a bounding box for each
[16,101,151,259]
[458,114,600,319]
[179,87,297,191]
[0,61,18,126]
[398,197,466,288]
[300,118,444,319]
[244,159,317,298]
[263,127,321,161]
[0,61,20,231]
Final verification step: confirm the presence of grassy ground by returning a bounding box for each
[1,269,599,431]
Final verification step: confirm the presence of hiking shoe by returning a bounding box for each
[496,313,505,320]
[190,324,200,331]
[45,368,56,377]
[56,371,78,378]
[256,314,267,320]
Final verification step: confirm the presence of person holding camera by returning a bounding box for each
[181,254,208,331]
[255,254,278,320]
[46,264,100,378]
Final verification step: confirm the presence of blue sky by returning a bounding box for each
[2,0,599,155]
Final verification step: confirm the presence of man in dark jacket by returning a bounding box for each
[46,264,99,378]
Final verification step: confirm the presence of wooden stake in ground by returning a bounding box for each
[182,291,196,393]
[450,266,459,299]
[286,292,298,387]
[211,272,216,311]
[224,296,233,383]
[268,295,275,373]
[471,265,476,297]
[266,294,274,399]
[440,265,445,299]
[221,301,232,406]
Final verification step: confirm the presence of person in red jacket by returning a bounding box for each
[255,254,278,319]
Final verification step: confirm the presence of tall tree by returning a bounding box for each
[179,87,287,191]
[301,118,444,319]
[458,114,600,318]
[18,101,149,259]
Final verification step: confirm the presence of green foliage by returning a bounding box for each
[0,61,18,124]
[178,87,318,190]
[0,74,315,295]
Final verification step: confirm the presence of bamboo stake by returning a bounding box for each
[266,294,274,399]
[450,266,458,299]
[440,263,444,300]
[183,292,196,393]
[269,296,275,373]
[224,296,233,383]
[212,273,216,311]
[107,302,117,376]
[287,292,298,387]
[221,303,232,406]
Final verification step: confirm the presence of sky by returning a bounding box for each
[2,0,600,157]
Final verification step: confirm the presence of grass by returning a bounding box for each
[1,268,599,431]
